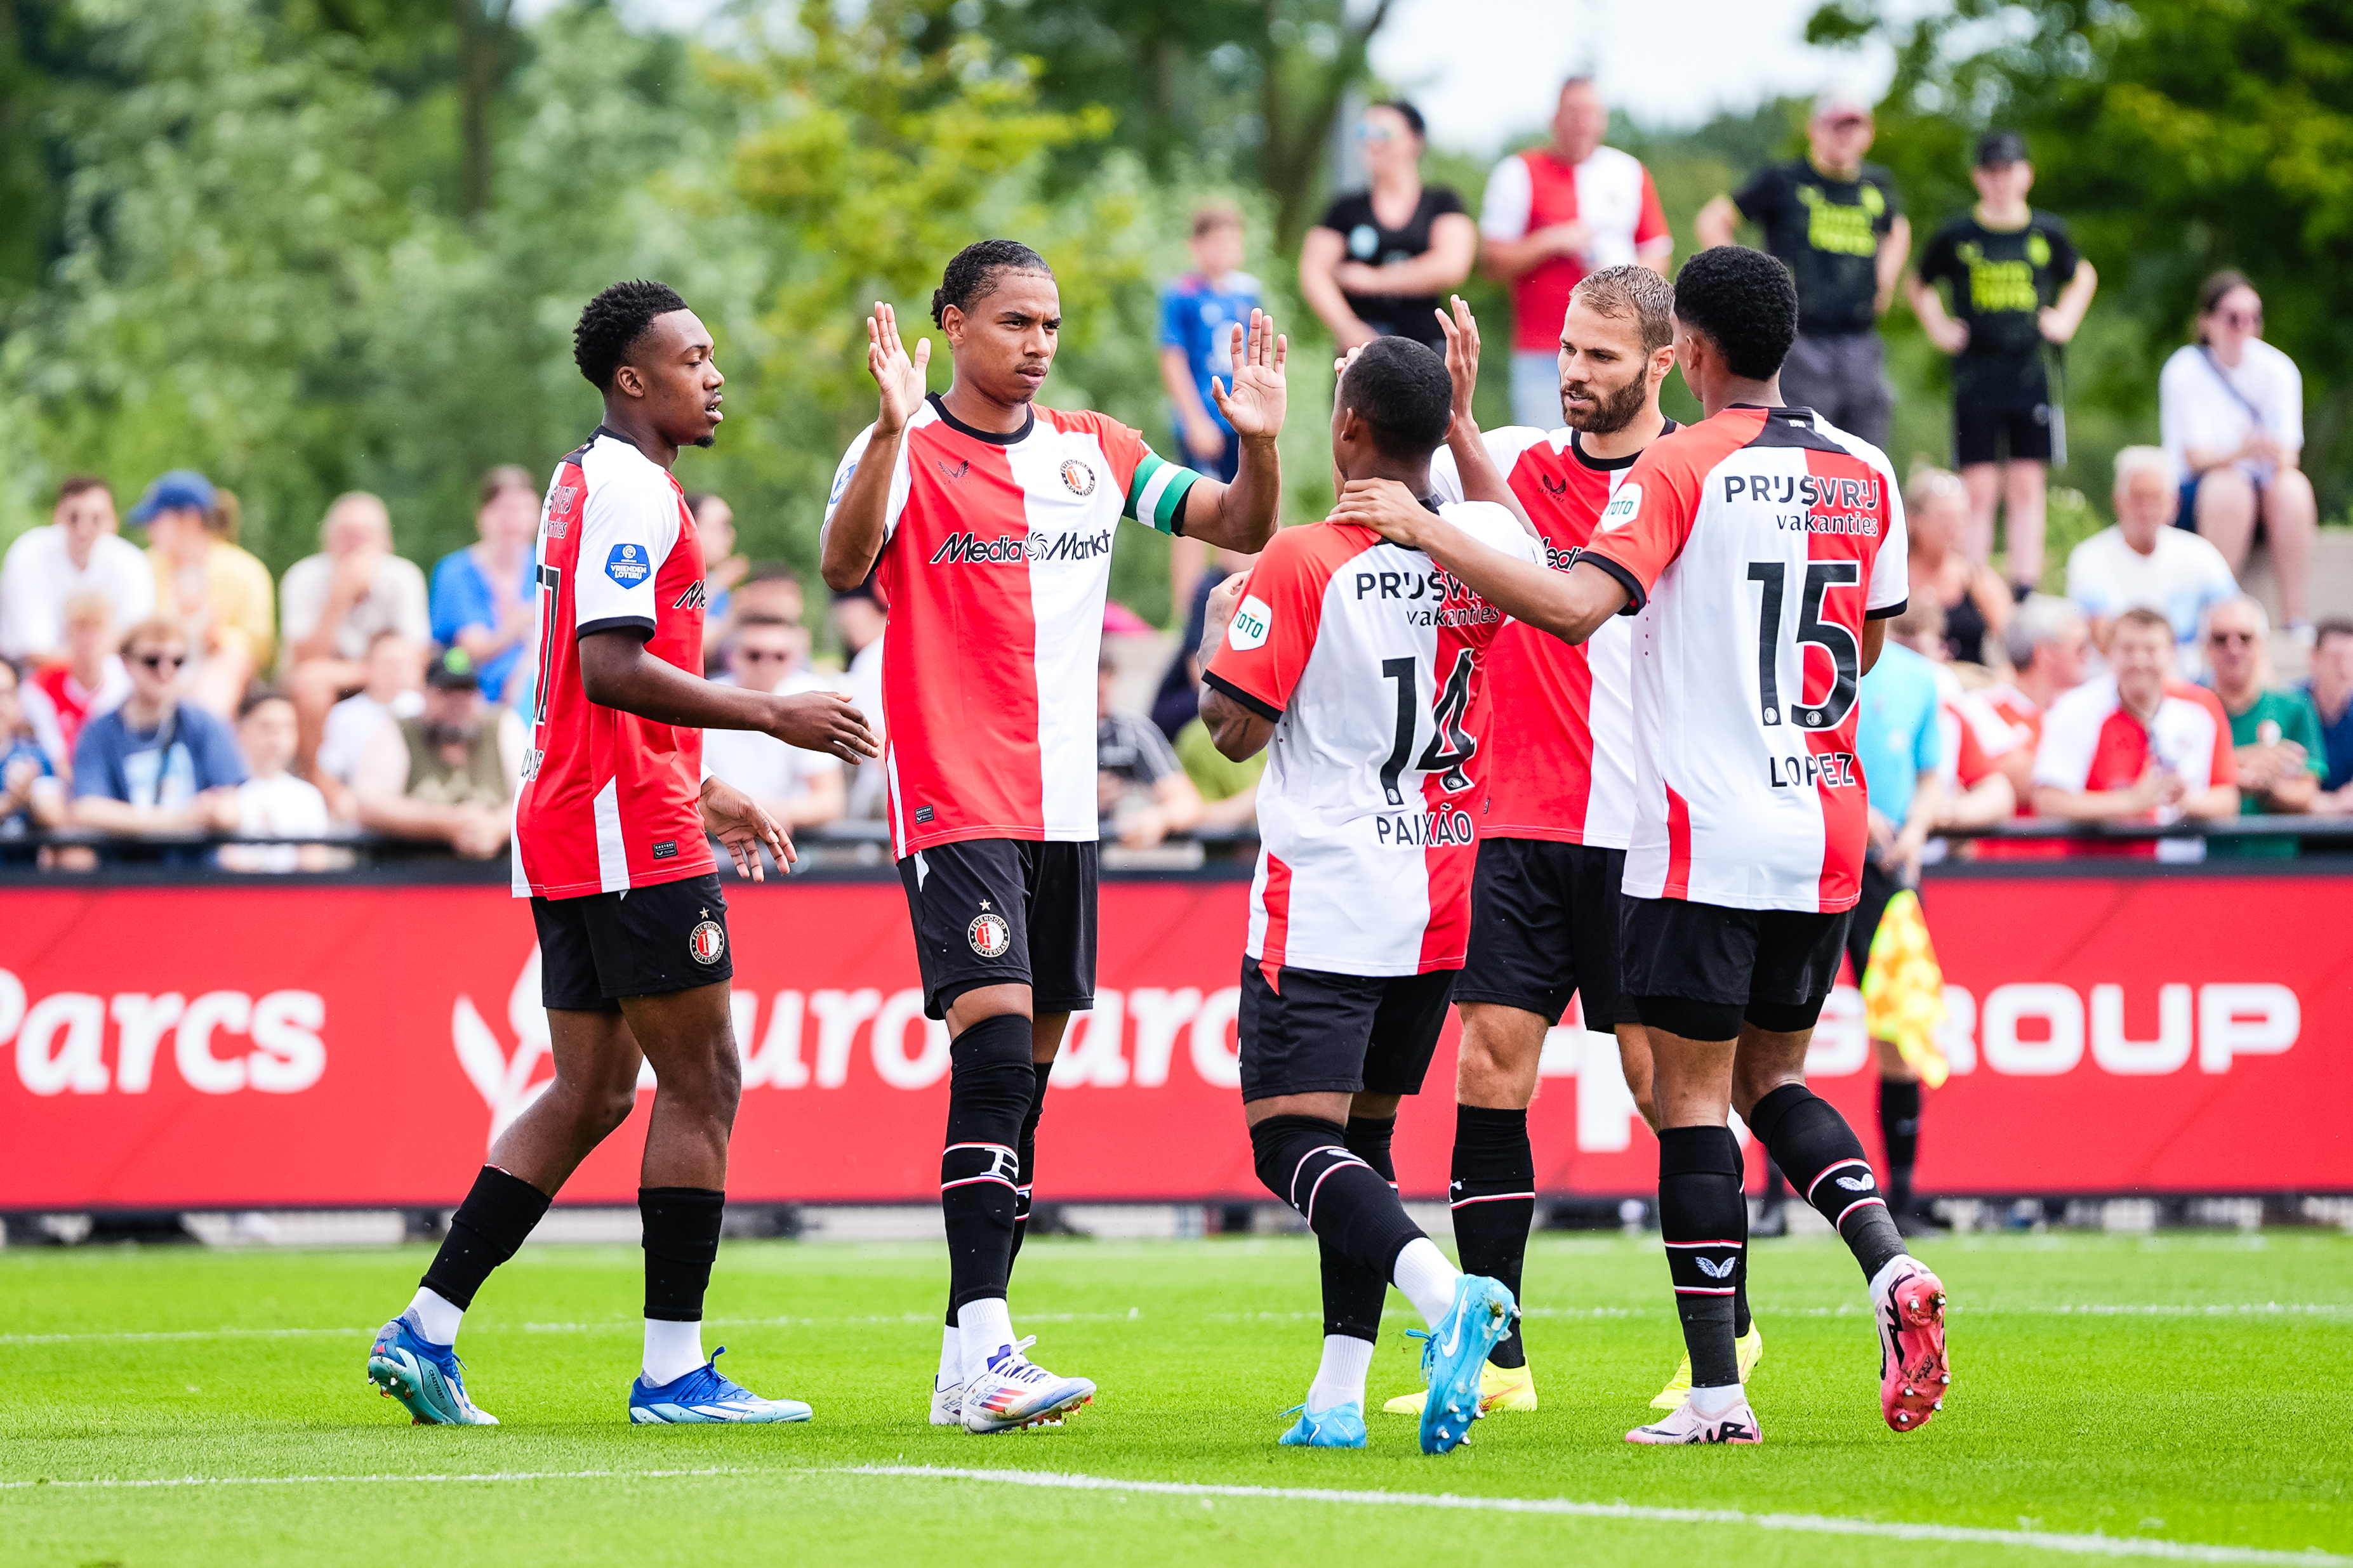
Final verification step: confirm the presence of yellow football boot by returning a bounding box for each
[1381,1360,1539,1416]
[1650,1323,1764,1411]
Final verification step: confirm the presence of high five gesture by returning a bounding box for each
[1207,308,1289,442]
[866,301,932,437]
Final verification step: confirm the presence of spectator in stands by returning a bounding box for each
[1478,76,1673,430]
[1098,654,1202,849]
[2202,596,2323,857]
[699,612,845,833]
[728,561,805,633]
[1904,466,2010,668]
[1889,602,2020,834]
[0,661,67,842]
[830,578,889,820]
[350,647,522,861]
[1161,202,1262,615]
[1984,593,2091,819]
[2065,446,2236,666]
[2032,605,2237,862]
[18,593,129,781]
[2161,271,2319,638]
[430,465,540,708]
[1151,546,1256,740]
[1906,131,2097,595]
[135,469,274,718]
[69,616,247,840]
[2305,619,2353,810]
[314,629,427,817]
[221,688,336,873]
[687,492,749,664]
[0,477,154,664]
[1174,711,1264,835]
[1697,91,1906,450]
[280,491,432,772]
[1299,101,1475,355]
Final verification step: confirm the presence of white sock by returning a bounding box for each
[403,1287,463,1347]
[1867,1253,1916,1303]
[1306,1334,1374,1413]
[642,1318,705,1387]
[958,1297,1016,1385]
[1689,1380,1746,1419]
[1392,1237,1461,1328]
[936,1324,964,1390]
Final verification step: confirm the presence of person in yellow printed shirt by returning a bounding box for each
[134,470,275,718]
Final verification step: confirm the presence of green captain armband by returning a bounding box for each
[1123,451,1203,536]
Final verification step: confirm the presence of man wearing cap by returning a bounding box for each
[1698,94,1907,449]
[1907,131,2097,597]
[350,645,527,860]
[133,468,276,718]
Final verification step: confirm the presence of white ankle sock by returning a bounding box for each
[403,1287,463,1347]
[958,1298,1016,1385]
[1392,1237,1461,1327]
[642,1319,705,1387]
[936,1324,964,1389]
[1867,1253,1915,1302]
[1307,1334,1374,1412]
[1690,1380,1746,1419]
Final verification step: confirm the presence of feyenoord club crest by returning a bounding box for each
[1059,459,1097,497]
[967,911,1012,958]
[687,919,727,966]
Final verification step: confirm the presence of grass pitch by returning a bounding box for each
[3,1227,2347,1565]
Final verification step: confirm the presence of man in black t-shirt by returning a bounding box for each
[1697,93,1907,449]
[1907,131,2099,594]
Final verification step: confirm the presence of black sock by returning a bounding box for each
[1878,1077,1921,1211]
[640,1186,726,1322]
[1005,1060,1054,1276]
[1749,1083,1907,1282]
[1761,1156,1788,1206]
[939,1014,1036,1315]
[1658,1127,1745,1388]
[1449,1104,1534,1369]
[1314,1116,1399,1343]
[1252,1113,1424,1284]
[421,1165,551,1312]
[1724,1128,1753,1339]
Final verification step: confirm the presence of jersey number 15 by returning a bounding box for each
[1746,559,1859,731]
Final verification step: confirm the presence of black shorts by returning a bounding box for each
[1237,958,1457,1103]
[1619,894,1850,1041]
[899,838,1097,1020]
[1954,399,2060,466]
[1843,855,1906,987]
[1454,838,1635,1027]
[533,873,733,1012]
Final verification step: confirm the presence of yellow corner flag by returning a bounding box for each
[1860,889,1949,1089]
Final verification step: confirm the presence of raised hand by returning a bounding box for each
[766,689,879,765]
[866,301,932,436]
[1435,294,1481,432]
[699,775,793,880]
[1209,308,1289,442]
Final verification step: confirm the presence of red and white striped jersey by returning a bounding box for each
[1429,423,1675,849]
[512,428,713,899]
[826,395,1202,859]
[2030,676,2235,863]
[1582,405,1908,913]
[1202,504,1542,978]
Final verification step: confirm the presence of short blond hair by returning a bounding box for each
[1570,264,1675,355]
[120,616,189,656]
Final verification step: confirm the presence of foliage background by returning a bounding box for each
[0,0,2337,626]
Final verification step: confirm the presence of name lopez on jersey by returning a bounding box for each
[1353,565,1503,629]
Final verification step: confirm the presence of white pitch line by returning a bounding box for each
[837,1465,2349,1565]
[0,1467,750,1492]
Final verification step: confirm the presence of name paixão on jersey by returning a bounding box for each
[928,528,1116,565]
[1375,805,1477,848]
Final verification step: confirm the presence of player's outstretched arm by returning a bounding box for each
[1181,310,1286,553]
[1329,478,1627,643]
[1434,296,1532,534]
[1196,575,1278,762]
[579,630,878,764]
[821,301,930,591]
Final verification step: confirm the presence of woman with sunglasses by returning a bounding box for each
[1299,101,1475,353]
[2159,270,2319,637]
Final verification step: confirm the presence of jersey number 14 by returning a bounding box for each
[1380,651,1477,805]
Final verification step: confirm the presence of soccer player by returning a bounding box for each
[1375,274,1761,1423]
[1341,247,1951,1446]
[819,240,1287,1433]
[367,280,878,1427]
[1196,336,1532,1456]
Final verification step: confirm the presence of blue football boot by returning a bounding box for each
[628,1348,813,1424]
[1409,1275,1520,1454]
[1278,1400,1369,1448]
[368,1316,498,1425]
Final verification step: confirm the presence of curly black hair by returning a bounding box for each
[574,279,689,392]
[931,239,1054,327]
[1670,246,1798,381]
[1336,336,1453,459]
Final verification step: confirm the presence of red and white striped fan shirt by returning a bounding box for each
[1203,504,1542,978]
[2031,676,2235,863]
[1581,405,1909,913]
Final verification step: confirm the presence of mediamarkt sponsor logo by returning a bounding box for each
[929,528,1114,566]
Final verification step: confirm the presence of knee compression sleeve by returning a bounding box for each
[640,1187,726,1322]
[1450,1104,1535,1368]
[939,1014,1037,1312]
[1252,1114,1424,1293]
[1749,1083,1906,1282]
[422,1165,552,1310]
[1658,1126,1746,1388]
